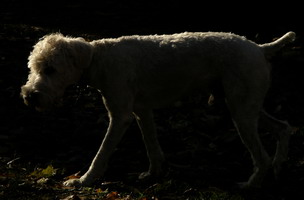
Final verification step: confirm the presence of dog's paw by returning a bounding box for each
[237,181,263,190]
[139,163,168,182]
[139,171,152,180]
[237,182,252,189]
[138,169,166,182]
[63,178,83,188]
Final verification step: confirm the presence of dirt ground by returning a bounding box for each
[1,1,304,200]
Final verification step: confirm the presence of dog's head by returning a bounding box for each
[21,33,93,111]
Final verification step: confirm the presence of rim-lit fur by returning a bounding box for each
[21,33,93,110]
[21,32,295,188]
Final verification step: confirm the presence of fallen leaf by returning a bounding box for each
[30,165,57,178]
[41,165,57,177]
[37,177,49,184]
[106,191,118,200]
[96,188,103,193]
[64,171,82,180]
[61,194,81,200]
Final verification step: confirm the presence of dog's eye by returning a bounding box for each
[44,67,56,75]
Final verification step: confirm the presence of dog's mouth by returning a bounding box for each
[34,98,63,112]
[22,90,63,112]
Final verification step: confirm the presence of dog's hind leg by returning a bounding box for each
[231,115,272,188]
[259,110,292,179]
[224,87,272,188]
[134,109,165,180]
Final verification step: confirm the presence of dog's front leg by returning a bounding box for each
[64,112,134,187]
[134,109,165,180]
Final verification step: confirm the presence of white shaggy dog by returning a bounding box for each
[21,31,295,188]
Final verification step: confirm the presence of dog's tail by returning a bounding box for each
[259,31,296,57]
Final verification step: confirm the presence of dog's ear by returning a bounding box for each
[66,38,93,70]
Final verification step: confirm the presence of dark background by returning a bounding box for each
[2,0,304,37]
[1,1,304,199]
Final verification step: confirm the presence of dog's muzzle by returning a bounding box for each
[23,91,40,108]
[21,88,58,112]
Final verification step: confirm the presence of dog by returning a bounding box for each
[21,31,295,188]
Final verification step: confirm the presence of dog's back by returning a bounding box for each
[91,32,273,108]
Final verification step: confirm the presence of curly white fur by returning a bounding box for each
[21,31,295,188]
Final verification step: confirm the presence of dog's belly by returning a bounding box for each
[134,68,219,108]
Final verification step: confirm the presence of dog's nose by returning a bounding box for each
[24,91,40,108]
